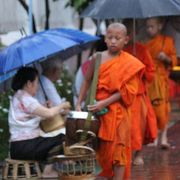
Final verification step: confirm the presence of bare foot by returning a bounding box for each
[133,156,144,166]
[160,143,170,150]
[147,138,158,147]
[160,135,170,150]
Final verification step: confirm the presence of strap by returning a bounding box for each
[81,53,101,141]
[84,54,101,109]
[87,53,102,120]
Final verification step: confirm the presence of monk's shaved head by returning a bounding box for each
[107,23,127,36]
[105,22,129,54]
[146,17,165,37]
[146,17,164,25]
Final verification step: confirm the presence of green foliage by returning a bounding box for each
[55,65,74,107]
[0,41,5,48]
[0,90,13,160]
[65,0,93,13]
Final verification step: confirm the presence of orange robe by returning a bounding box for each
[145,35,177,130]
[124,42,157,150]
[95,51,145,179]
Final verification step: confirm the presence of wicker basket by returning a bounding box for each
[40,114,65,132]
[53,153,96,180]
[60,174,95,180]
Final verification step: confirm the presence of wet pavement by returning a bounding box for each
[0,100,180,180]
[131,100,180,180]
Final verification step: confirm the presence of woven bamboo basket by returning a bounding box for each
[53,152,96,180]
[40,114,65,132]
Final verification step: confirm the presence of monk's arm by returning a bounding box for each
[76,57,95,110]
[87,92,120,112]
[158,39,177,67]
[88,75,139,112]
[76,79,91,110]
[103,92,121,106]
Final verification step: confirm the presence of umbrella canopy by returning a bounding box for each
[0,71,16,83]
[0,28,99,76]
[81,0,180,19]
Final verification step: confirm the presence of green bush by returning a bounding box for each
[0,91,12,160]
[55,65,74,106]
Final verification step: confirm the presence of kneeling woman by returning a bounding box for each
[8,67,70,178]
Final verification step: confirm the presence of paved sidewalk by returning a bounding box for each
[131,121,180,180]
[1,100,179,180]
[131,99,180,180]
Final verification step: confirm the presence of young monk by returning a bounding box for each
[123,19,157,165]
[145,17,177,148]
[76,23,145,180]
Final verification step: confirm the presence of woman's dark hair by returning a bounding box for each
[12,67,39,91]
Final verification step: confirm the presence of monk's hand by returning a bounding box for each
[158,52,171,64]
[87,100,106,113]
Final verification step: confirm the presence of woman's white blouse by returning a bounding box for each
[8,90,42,141]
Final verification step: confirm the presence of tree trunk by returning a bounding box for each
[18,0,37,33]
[76,18,84,71]
[45,0,50,30]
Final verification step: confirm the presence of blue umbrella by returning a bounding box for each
[0,71,16,83]
[81,0,180,19]
[0,28,99,77]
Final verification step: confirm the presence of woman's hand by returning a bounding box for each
[59,102,71,115]
[61,101,71,109]
[60,101,71,109]
[60,108,70,115]
[46,100,53,108]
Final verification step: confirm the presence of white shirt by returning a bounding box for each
[8,90,42,141]
[36,75,62,106]
[36,75,66,136]
[73,67,84,106]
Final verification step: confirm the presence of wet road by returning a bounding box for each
[131,121,180,180]
[1,100,179,180]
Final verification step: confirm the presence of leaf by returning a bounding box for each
[65,0,92,13]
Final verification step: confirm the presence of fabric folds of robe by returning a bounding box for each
[95,51,145,179]
[124,42,157,150]
[145,35,177,130]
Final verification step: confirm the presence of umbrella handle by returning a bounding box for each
[39,76,49,102]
